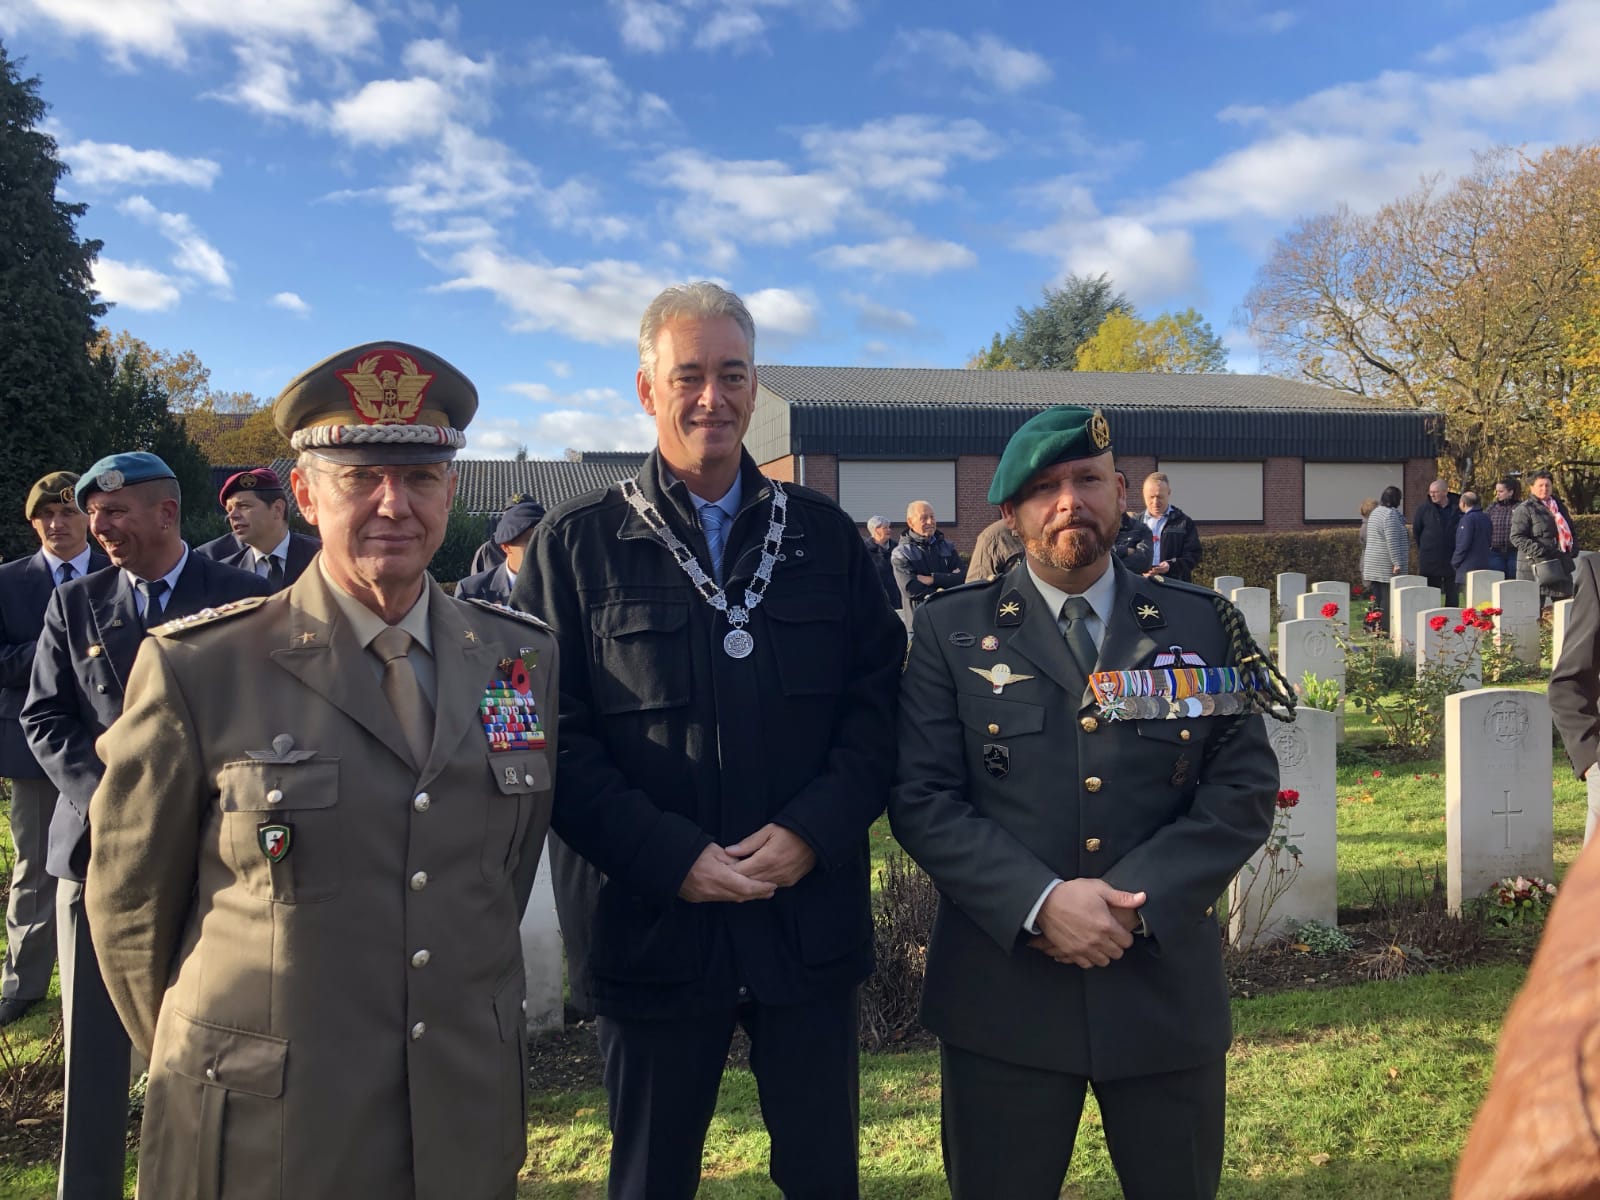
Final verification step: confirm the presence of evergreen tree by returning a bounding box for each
[0,41,104,559]
[973,274,1133,371]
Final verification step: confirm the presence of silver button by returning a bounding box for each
[520,999,527,1013]
[96,684,107,694]
[410,1022,426,1040]
[410,949,430,968]
[737,985,749,998]
[204,1067,216,1081]
[523,773,535,786]
[266,789,283,805]
[413,792,430,812]
[409,871,428,891]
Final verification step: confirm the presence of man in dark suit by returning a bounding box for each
[1549,553,1600,848]
[1138,471,1202,581]
[1452,491,1494,591]
[21,452,269,1200]
[1414,478,1463,606]
[890,406,1282,1200]
[522,282,904,1198]
[0,472,108,1027]
[456,496,543,605]
[194,466,319,589]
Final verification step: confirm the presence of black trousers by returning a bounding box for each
[56,879,130,1200]
[547,832,600,1018]
[1424,572,1459,608]
[597,987,860,1200]
[941,1042,1226,1200]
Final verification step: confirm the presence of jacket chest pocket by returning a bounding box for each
[763,589,847,696]
[482,752,551,885]
[217,760,341,903]
[589,601,690,714]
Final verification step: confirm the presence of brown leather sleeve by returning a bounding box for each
[1454,844,1600,1200]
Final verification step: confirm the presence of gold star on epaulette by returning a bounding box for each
[999,600,1021,618]
[464,630,479,642]
[297,631,317,645]
[1137,604,1160,620]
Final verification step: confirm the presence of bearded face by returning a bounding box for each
[1003,455,1124,576]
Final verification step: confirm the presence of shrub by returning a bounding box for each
[429,502,489,585]
[859,853,938,1050]
[1200,529,1362,593]
[1293,919,1355,955]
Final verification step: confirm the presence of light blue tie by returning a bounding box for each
[701,503,727,585]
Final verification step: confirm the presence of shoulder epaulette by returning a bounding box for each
[150,595,271,638]
[461,597,552,631]
[921,575,1005,604]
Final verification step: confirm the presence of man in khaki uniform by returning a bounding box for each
[86,342,558,1199]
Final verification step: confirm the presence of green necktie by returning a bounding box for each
[1059,596,1098,676]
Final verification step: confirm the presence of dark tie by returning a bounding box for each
[56,563,76,587]
[137,579,169,629]
[1059,596,1098,676]
[267,555,285,590]
[700,503,727,585]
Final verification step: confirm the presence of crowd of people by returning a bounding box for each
[0,279,1595,1199]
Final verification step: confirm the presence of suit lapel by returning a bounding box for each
[268,569,413,763]
[89,572,143,695]
[165,553,214,622]
[422,581,496,782]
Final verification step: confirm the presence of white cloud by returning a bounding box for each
[745,288,818,338]
[547,361,573,378]
[609,0,685,53]
[473,399,655,459]
[61,140,220,189]
[527,51,675,142]
[2,0,379,65]
[885,29,1052,94]
[1060,218,1198,305]
[799,115,996,202]
[608,0,859,54]
[504,382,555,402]
[816,236,977,276]
[437,248,669,344]
[270,291,310,315]
[654,152,855,246]
[93,258,182,311]
[842,291,917,333]
[331,77,455,146]
[119,195,232,291]
[210,42,327,124]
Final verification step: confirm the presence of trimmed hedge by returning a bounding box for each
[1199,529,1364,593]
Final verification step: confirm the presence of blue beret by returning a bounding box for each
[987,406,1114,505]
[494,499,546,544]
[75,452,179,509]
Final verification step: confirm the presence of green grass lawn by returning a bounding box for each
[0,667,1579,1200]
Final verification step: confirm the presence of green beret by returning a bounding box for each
[25,471,81,519]
[987,406,1114,505]
[274,341,477,465]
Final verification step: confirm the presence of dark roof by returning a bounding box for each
[747,366,1442,461]
[211,452,650,516]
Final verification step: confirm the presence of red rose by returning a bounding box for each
[1453,624,1466,634]
[1321,602,1340,619]
[1276,788,1300,809]
[1428,614,1449,631]
[1372,770,1382,779]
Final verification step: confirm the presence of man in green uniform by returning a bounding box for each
[889,405,1284,1200]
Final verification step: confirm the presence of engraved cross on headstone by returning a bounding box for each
[1491,790,1523,849]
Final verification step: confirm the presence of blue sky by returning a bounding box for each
[4,0,1597,457]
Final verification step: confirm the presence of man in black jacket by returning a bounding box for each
[1413,478,1463,606]
[862,515,901,609]
[1139,472,1202,582]
[519,282,904,1199]
[892,500,965,612]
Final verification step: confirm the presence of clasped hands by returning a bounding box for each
[677,824,816,903]
[1027,877,1148,969]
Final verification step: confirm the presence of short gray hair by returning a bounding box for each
[638,282,756,380]
[866,515,889,531]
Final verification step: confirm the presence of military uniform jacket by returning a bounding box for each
[21,552,271,880]
[521,450,905,1018]
[889,560,1278,1081]
[0,547,108,780]
[195,530,322,588]
[456,562,513,605]
[84,568,558,1200]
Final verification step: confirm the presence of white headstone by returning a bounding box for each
[1279,617,1345,711]
[1391,574,1428,593]
[1553,597,1576,671]
[1230,709,1338,948]
[1312,580,1347,595]
[1491,578,1541,667]
[1446,689,1554,913]
[1415,606,1481,690]
[1391,585,1442,657]
[1213,575,1245,597]
[1298,591,1348,628]
[1277,572,1307,618]
[1464,569,1505,610]
[1231,586,1271,647]
[519,848,565,1034]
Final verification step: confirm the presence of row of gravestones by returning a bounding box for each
[1228,689,1557,950]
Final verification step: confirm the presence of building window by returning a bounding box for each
[837,460,957,524]
[1303,463,1404,521]
[1156,461,1263,522]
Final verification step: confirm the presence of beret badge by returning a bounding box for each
[97,469,125,492]
[60,487,76,505]
[1089,411,1111,451]
[237,473,259,490]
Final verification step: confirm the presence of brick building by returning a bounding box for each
[745,366,1443,554]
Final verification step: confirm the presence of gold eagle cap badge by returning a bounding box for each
[337,350,435,426]
[1089,411,1111,450]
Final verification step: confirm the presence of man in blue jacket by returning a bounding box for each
[1452,491,1494,595]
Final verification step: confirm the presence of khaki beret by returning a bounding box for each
[25,471,82,519]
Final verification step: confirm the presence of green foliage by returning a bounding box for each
[430,502,489,585]
[976,273,1133,371]
[1293,919,1356,955]
[0,42,105,560]
[1075,307,1230,373]
[1201,529,1363,593]
[1297,672,1343,712]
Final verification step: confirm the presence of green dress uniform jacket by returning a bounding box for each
[85,568,558,1200]
[889,560,1278,1081]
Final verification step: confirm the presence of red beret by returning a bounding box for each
[219,468,286,504]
